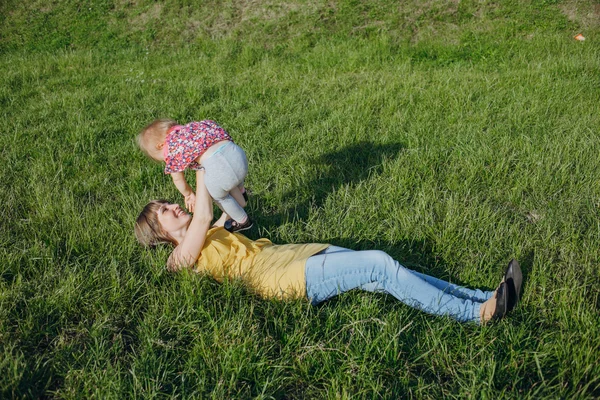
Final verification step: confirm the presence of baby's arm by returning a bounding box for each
[170,172,196,212]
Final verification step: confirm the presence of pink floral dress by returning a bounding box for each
[163,120,233,174]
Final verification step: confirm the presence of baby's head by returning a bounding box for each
[137,119,178,161]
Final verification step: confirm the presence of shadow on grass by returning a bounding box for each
[244,139,534,292]
[253,140,406,228]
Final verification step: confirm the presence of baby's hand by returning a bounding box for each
[184,193,196,212]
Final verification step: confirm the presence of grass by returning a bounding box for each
[1,0,600,398]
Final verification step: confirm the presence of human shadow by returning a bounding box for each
[305,140,406,199]
[251,141,406,230]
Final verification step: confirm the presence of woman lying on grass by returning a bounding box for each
[135,169,522,324]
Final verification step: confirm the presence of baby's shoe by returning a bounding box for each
[224,218,253,233]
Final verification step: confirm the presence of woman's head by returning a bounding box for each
[135,200,191,247]
[137,119,178,161]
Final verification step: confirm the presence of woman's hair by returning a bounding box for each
[137,119,178,161]
[135,200,178,247]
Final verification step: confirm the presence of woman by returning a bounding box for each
[135,170,522,324]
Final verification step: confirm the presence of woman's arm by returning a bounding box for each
[171,171,196,212]
[167,169,213,271]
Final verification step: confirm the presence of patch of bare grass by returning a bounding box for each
[128,3,162,31]
[560,1,600,31]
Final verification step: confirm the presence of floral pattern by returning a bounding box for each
[164,120,233,174]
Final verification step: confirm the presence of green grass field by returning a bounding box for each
[1,0,600,398]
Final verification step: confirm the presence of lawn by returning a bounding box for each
[1,0,599,398]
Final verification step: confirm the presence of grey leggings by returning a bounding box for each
[202,142,248,222]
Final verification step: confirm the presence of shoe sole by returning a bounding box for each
[224,218,253,233]
[492,281,508,320]
[234,223,253,232]
[505,259,523,312]
[227,220,253,233]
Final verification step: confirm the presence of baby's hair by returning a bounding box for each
[137,119,178,161]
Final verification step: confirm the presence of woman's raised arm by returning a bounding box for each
[167,169,213,271]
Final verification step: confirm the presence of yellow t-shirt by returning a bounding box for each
[195,227,329,299]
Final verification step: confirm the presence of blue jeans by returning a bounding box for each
[305,246,494,323]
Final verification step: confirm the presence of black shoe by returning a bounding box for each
[224,218,253,233]
[492,281,509,320]
[503,259,523,312]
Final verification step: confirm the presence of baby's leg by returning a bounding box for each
[230,186,247,208]
[203,142,249,224]
[212,187,248,227]
[238,183,248,201]
[211,187,248,227]
[212,203,230,227]
[214,195,248,223]
[204,170,248,224]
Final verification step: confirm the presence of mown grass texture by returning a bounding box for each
[1,0,600,398]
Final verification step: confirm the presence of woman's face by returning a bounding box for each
[156,202,191,234]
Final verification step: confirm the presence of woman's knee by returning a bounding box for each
[369,250,394,263]
[359,250,396,270]
[366,250,410,279]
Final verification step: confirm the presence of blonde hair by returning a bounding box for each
[137,119,178,161]
[135,200,179,247]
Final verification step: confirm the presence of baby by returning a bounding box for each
[137,119,252,232]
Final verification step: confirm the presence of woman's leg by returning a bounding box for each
[305,249,487,323]
[317,247,493,302]
[409,271,494,303]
